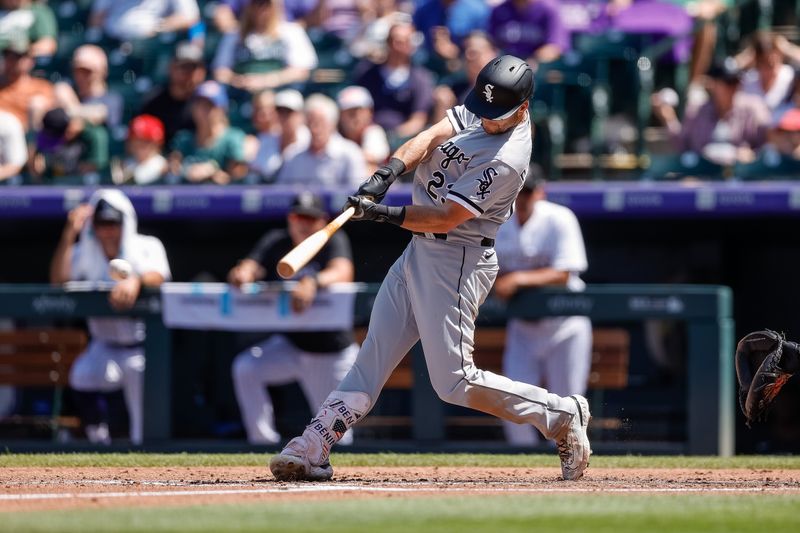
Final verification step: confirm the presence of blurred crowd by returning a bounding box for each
[0,0,799,184]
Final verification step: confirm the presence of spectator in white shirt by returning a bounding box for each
[336,85,390,174]
[277,93,365,187]
[0,109,26,183]
[248,88,310,182]
[89,0,200,42]
[212,0,318,94]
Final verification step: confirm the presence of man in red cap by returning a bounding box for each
[115,114,168,185]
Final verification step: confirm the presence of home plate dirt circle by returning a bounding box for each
[1,467,799,512]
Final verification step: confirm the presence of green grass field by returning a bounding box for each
[3,494,800,533]
[2,452,800,469]
[1,454,799,533]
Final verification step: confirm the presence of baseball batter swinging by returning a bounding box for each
[270,55,591,482]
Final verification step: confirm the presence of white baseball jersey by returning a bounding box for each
[70,190,171,345]
[413,105,532,245]
[68,190,171,446]
[495,200,588,290]
[495,199,591,445]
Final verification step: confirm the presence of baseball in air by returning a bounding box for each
[109,258,133,281]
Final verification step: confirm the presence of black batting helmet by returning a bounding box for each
[465,55,534,120]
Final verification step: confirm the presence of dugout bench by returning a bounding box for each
[0,284,734,455]
[351,285,734,456]
[354,327,631,433]
[0,285,171,443]
[0,328,87,437]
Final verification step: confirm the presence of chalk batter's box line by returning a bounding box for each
[0,485,797,502]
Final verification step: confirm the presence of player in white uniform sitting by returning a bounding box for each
[50,189,171,445]
[493,172,592,446]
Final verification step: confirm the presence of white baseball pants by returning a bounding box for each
[337,236,578,440]
[501,316,593,445]
[69,339,145,445]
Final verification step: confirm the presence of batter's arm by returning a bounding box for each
[391,117,456,173]
[355,117,456,203]
[399,200,475,233]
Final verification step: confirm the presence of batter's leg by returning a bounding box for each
[232,335,302,444]
[408,240,590,479]
[544,317,593,398]
[297,342,360,445]
[408,240,577,440]
[501,319,544,446]
[271,253,421,480]
[336,263,421,401]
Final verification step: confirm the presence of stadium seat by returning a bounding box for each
[574,27,695,167]
[54,0,91,29]
[203,31,223,66]
[305,29,356,97]
[642,152,726,181]
[531,53,595,178]
[574,30,642,62]
[108,81,141,122]
[53,31,86,73]
[734,151,800,181]
[228,98,253,133]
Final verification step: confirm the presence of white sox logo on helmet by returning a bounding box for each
[483,84,494,102]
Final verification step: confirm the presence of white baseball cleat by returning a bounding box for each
[269,436,334,482]
[555,395,592,481]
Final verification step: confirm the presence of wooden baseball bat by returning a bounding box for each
[277,207,356,279]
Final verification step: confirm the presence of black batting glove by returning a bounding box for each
[346,196,406,225]
[356,157,406,203]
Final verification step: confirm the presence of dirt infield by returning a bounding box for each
[1,466,799,512]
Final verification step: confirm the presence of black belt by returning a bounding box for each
[105,341,145,349]
[413,232,494,247]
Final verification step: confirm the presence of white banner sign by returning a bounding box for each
[160,282,359,332]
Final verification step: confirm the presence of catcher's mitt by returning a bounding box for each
[735,329,800,426]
